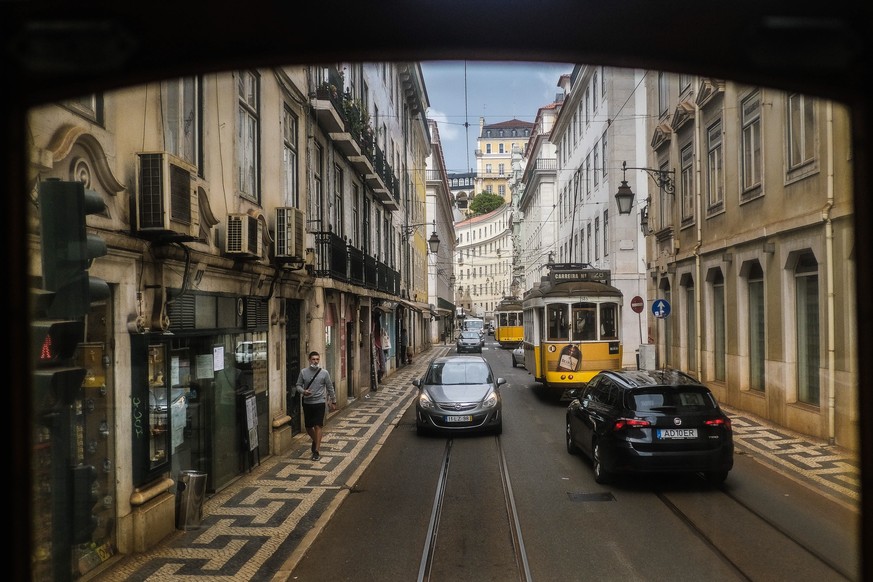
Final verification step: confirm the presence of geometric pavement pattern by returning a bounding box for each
[95,345,860,580]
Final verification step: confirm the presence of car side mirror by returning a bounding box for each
[497,377,506,386]
[412,379,421,388]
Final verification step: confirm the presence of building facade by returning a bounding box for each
[644,73,857,450]
[425,119,457,345]
[454,205,514,324]
[548,65,650,368]
[475,118,534,203]
[27,62,433,578]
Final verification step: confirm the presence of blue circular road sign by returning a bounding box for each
[652,299,671,319]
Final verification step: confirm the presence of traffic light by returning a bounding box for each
[38,179,109,319]
[70,464,99,544]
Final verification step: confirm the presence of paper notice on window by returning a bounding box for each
[195,354,214,379]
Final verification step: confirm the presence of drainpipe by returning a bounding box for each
[823,101,836,445]
[694,98,703,381]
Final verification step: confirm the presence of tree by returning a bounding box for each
[467,192,504,216]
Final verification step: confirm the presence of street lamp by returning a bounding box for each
[615,160,675,215]
[403,220,441,254]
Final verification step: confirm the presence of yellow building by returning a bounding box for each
[475,117,534,204]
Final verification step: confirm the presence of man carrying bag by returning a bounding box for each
[295,351,337,461]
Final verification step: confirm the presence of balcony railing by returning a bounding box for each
[314,231,400,296]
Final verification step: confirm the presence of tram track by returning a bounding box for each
[417,436,532,582]
[655,477,854,581]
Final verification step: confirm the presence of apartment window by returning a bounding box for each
[659,160,673,231]
[747,261,765,391]
[585,87,590,125]
[593,147,600,188]
[237,70,260,202]
[795,252,820,405]
[486,163,492,174]
[586,223,591,262]
[603,210,608,257]
[498,163,505,175]
[351,183,360,248]
[706,119,724,209]
[684,275,696,372]
[594,217,600,260]
[679,73,692,94]
[741,91,762,195]
[680,144,694,221]
[499,143,505,154]
[332,165,344,236]
[498,185,505,198]
[486,143,492,154]
[592,72,598,111]
[712,270,726,381]
[283,106,298,208]
[788,92,816,171]
[601,132,608,179]
[163,77,200,166]
[362,196,371,254]
[658,72,669,117]
[313,143,324,228]
[63,93,103,124]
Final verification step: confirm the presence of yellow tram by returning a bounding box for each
[494,297,524,347]
[522,263,623,395]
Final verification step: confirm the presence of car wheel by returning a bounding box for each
[705,470,728,485]
[416,424,428,437]
[511,358,517,368]
[493,422,503,436]
[592,439,611,484]
[565,421,579,455]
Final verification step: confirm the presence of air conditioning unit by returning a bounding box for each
[225,213,263,257]
[274,207,305,259]
[135,152,200,239]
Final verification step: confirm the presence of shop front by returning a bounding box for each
[131,293,271,498]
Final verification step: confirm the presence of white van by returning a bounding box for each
[235,341,267,364]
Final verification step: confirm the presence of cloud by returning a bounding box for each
[427,108,460,142]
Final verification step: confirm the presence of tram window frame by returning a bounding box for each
[600,303,618,340]
[572,303,597,341]
[547,305,569,340]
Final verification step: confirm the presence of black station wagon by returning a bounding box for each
[565,369,734,484]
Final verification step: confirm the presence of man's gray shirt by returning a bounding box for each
[295,366,336,404]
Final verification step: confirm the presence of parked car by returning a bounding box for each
[565,369,733,484]
[456,330,484,353]
[511,345,525,368]
[413,355,504,436]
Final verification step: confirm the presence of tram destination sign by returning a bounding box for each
[548,263,611,285]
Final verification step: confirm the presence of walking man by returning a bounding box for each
[296,351,336,461]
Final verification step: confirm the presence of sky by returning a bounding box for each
[421,61,574,175]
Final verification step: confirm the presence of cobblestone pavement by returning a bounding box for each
[93,346,860,581]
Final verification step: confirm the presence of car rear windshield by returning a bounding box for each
[425,361,492,385]
[630,388,718,412]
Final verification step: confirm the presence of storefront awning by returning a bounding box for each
[397,298,424,313]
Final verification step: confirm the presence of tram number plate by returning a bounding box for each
[445,415,472,423]
[657,428,697,439]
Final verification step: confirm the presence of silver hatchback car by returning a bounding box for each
[413,355,504,436]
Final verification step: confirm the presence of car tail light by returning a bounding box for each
[705,417,732,430]
[613,418,650,431]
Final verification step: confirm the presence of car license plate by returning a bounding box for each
[445,415,472,423]
[657,428,698,439]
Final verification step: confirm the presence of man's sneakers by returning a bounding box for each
[311,451,320,461]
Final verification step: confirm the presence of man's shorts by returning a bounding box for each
[302,402,326,428]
